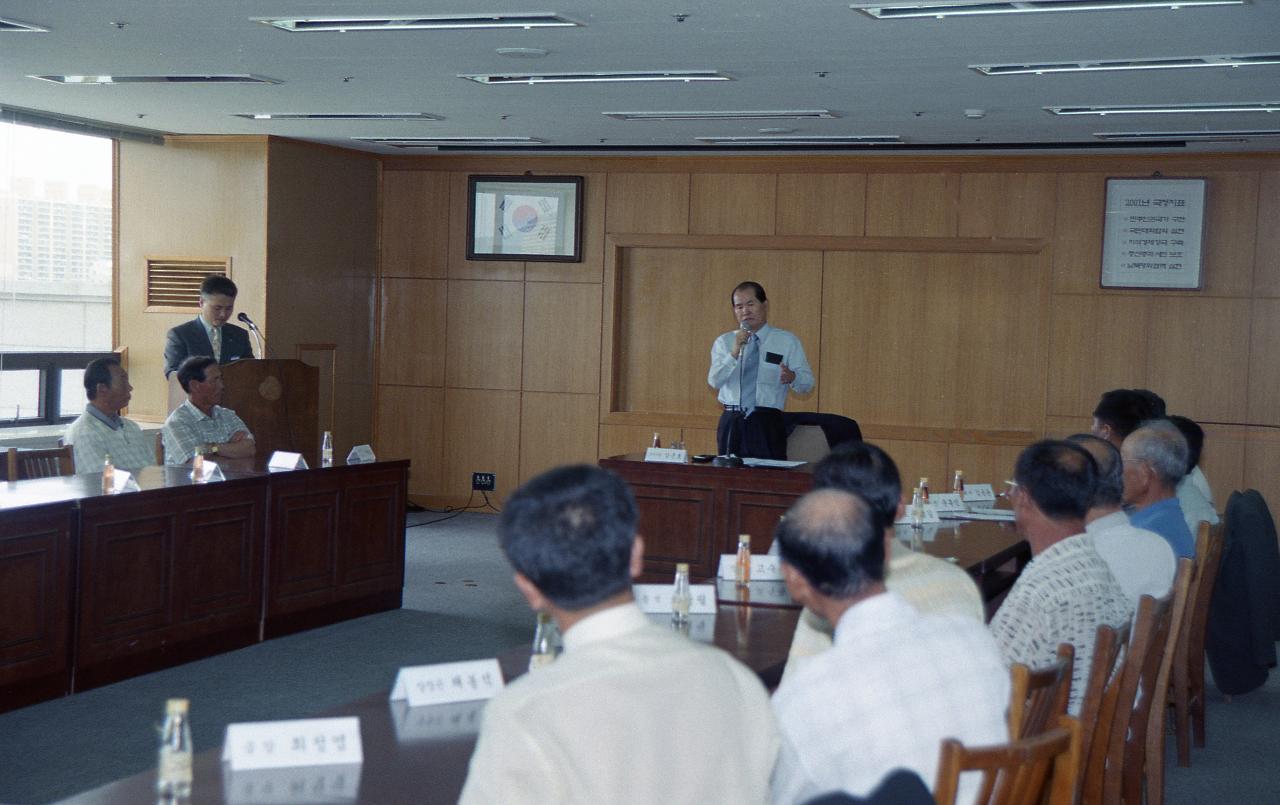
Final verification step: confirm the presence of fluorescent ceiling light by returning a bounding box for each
[30,74,281,85]
[1094,128,1280,139]
[257,14,579,32]
[605,110,838,122]
[694,135,901,145]
[853,1,1244,19]
[234,113,441,121]
[975,53,1280,75]
[1047,102,1280,115]
[354,136,546,147]
[0,16,49,32]
[460,70,731,85]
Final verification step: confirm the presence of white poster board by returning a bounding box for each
[1101,178,1206,290]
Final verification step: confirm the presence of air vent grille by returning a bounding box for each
[146,258,230,311]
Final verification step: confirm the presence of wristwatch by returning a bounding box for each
[204,443,219,455]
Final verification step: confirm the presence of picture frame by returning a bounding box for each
[1100,178,1207,290]
[466,175,584,262]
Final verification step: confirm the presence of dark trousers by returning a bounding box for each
[716,407,786,460]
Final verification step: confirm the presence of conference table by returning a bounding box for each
[0,459,409,712]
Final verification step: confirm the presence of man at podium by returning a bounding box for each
[163,274,253,377]
[162,356,256,464]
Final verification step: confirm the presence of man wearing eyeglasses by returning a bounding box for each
[1121,419,1195,559]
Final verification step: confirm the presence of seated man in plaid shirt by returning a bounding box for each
[162,356,255,465]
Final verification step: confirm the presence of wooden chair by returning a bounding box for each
[1143,557,1193,805]
[6,445,76,480]
[934,715,1081,805]
[1172,521,1225,765]
[1075,620,1129,788]
[1008,643,1074,740]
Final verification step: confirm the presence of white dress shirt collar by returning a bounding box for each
[562,601,649,653]
[1085,510,1129,534]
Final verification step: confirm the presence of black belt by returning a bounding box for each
[723,405,779,413]
[724,405,745,412]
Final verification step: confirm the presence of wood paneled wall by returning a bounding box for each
[375,154,1280,511]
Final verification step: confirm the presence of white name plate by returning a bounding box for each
[106,469,141,494]
[267,451,308,471]
[346,444,376,465]
[223,763,361,805]
[633,583,717,614]
[389,658,503,708]
[643,447,688,464]
[650,613,716,642]
[963,483,996,502]
[714,578,795,605]
[929,493,965,512]
[222,717,362,771]
[389,698,487,744]
[717,554,784,581]
[894,504,942,525]
[191,459,225,484]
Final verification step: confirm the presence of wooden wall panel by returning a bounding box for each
[1199,423,1248,513]
[381,170,449,279]
[958,173,1055,239]
[1248,298,1280,427]
[871,439,949,493]
[523,282,602,394]
[1043,415,1092,440]
[606,173,689,234]
[379,278,446,387]
[613,248,822,415]
[527,172,606,284]
[375,386,444,498]
[445,280,524,390]
[865,173,959,237]
[1046,295,1150,417]
[1145,297,1251,423]
[947,443,1027,489]
[1243,432,1280,520]
[776,174,866,236]
[1256,171,1280,297]
[689,174,777,235]
[519,392,599,484]
[1051,173,1106,294]
[443,389,521,501]
[447,172,524,281]
[1200,172,1258,297]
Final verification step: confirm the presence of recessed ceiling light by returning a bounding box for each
[1094,128,1280,139]
[354,136,547,147]
[29,74,281,85]
[234,113,441,121]
[694,134,901,145]
[975,53,1280,75]
[0,16,49,32]
[496,47,550,59]
[1047,102,1280,115]
[605,110,837,121]
[853,1,1245,18]
[460,70,731,85]
[256,14,580,32]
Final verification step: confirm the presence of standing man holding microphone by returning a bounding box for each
[708,281,814,460]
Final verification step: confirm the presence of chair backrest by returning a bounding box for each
[1076,619,1128,785]
[1186,523,1225,683]
[1142,557,1193,805]
[1009,643,1074,740]
[934,715,1081,805]
[787,425,831,463]
[6,445,76,480]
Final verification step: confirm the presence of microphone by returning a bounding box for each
[740,320,752,333]
[237,312,268,359]
[237,312,260,331]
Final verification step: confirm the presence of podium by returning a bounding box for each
[167,359,319,466]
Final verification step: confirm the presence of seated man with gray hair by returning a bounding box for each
[1121,419,1195,559]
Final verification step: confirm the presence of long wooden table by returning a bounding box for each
[0,460,408,711]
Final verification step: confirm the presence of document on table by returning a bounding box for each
[943,509,1016,522]
[742,458,807,468]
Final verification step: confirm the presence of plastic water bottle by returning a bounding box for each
[101,454,115,495]
[156,698,193,799]
[735,534,752,587]
[321,431,334,467]
[529,612,561,671]
[671,563,692,624]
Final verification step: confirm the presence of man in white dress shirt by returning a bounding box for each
[770,488,1009,805]
[1068,434,1176,606]
[708,281,814,460]
[460,465,779,805]
[64,356,156,472]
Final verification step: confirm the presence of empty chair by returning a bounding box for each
[6,445,76,480]
[1143,557,1193,805]
[1173,522,1225,764]
[934,715,1081,805]
[1008,643,1074,740]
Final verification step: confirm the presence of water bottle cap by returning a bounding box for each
[165,698,189,714]
[676,562,689,572]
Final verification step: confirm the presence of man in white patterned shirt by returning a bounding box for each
[162,356,255,465]
[990,440,1131,715]
[64,356,156,472]
[770,488,1009,805]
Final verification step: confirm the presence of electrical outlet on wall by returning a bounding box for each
[472,472,496,491]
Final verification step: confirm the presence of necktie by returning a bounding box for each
[211,326,221,362]
[740,335,758,417]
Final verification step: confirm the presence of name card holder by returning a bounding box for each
[389,658,504,708]
[633,583,717,614]
[963,483,997,503]
[222,763,362,805]
[106,469,141,494]
[190,459,225,484]
[929,493,965,512]
[894,504,942,525]
[644,447,688,464]
[389,698,487,744]
[267,451,308,471]
[717,554,784,581]
[222,717,362,771]
[346,445,376,465]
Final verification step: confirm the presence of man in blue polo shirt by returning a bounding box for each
[1122,419,1195,559]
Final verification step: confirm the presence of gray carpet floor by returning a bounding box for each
[0,510,1276,804]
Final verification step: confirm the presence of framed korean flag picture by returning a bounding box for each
[1100,178,1207,290]
[467,174,584,262]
